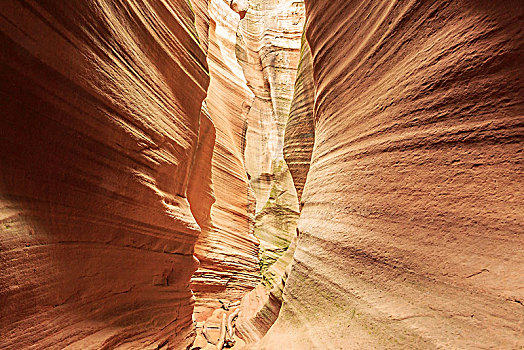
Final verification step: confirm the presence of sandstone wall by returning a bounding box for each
[237,0,303,293]
[232,0,305,343]
[191,0,260,317]
[3,1,522,349]
[190,1,307,346]
[261,1,524,348]
[0,0,210,348]
[283,33,314,205]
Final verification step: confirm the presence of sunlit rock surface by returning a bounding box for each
[2,0,522,349]
[0,0,210,348]
[191,0,259,317]
[231,0,306,344]
[260,0,524,349]
[190,2,308,348]
[237,0,303,294]
[283,33,314,205]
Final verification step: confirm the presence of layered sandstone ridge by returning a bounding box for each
[2,0,523,349]
[261,1,524,349]
[191,0,259,316]
[237,0,304,287]
[0,0,211,348]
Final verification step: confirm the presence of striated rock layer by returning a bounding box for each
[232,0,306,344]
[3,0,523,349]
[283,33,314,205]
[237,0,303,293]
[0,0,211,348]
[261,0,524,349]
[191,0,259,316]
[190,2,308,347]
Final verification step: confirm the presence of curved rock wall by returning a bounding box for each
[237,0,303,291]
[191,0,259,316]
[190,1,308,346]
[261,0,524,348]
[231,0,306,344]
[0,0,210,348]
[283,33,314,204]
[3,0,522,349]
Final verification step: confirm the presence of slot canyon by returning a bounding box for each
[0,0,523,349]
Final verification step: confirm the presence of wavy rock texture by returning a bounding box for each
[190,2,307,347]
[260,1,524,349]
[283,33,314,204]
[231,0,305,344]
[3,1,523,349]
[237,0,303,291]
[191,0,259,319]
[0,0,211,348]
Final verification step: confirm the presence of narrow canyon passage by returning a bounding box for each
[1,1,523,350]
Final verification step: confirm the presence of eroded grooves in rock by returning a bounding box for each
[191,0,259,319]
[283,32,315,204]
[261,1,524,349]
[2,0,523,349]
[190,1,308,347]
[226,0,306,344]
[0,0,209,348]
[237,0,304,291]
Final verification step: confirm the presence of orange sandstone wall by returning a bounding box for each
[0,0,210,348]
[191,0,260,315]
[283,33,314,205]
[261,1,524,349]
[232,0,306,344]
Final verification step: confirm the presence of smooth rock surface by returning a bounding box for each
[0,0,210,348]
[261,0,524,349]
[191,0,259,322]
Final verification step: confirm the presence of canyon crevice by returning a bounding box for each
[1,0,523,349]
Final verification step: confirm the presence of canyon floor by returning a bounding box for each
[1,0,523,349]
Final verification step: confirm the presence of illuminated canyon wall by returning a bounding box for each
[0,0,210,348]
[260,0,524,349]
[1,1,522,349]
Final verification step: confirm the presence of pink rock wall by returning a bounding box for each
[261,0,524,348]
[2,1,522,349]
[0,0,210,348]
[191,0,259,315]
